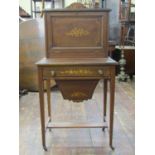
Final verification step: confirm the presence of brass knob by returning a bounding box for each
[51,70,55,77]
[98,69,103,75]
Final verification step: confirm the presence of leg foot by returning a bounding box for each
[102,126,108,132]
[43,145,48,151]
[110,145,115,150]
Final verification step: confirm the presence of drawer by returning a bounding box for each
[43,66,111,78]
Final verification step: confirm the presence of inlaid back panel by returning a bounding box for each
[44,9,110,58]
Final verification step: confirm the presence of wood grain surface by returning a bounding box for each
[44,9,110,58]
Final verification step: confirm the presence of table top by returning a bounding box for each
[36,57,118,66]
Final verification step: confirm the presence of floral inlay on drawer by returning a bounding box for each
[59,69,94,76]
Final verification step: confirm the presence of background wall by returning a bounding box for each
[19,0,31,15]
[65,0,76,6]
[107,0,120,43]
[19,0,120,43]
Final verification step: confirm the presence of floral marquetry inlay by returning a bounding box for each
[59,69,93,76]
[71,92,88,98]
[66,27,90,37]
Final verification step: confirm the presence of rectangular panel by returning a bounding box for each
[51,16,102,48]
[44,10,110,58]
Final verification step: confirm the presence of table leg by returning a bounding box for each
[103,79,107,122]
[38,68,47,151]
[46,79,51,121]
[109,76,115,150]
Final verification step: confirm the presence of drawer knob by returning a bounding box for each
[51,70,55,76]
[98,69,103,75]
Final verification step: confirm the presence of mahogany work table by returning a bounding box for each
[36,8,118,151]
[36,57,117,151]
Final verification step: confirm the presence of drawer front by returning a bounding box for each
[43,66,112,78]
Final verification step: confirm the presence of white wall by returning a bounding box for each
[65,0,77,7]
[19,0,68,16]
[19,0,31,15]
